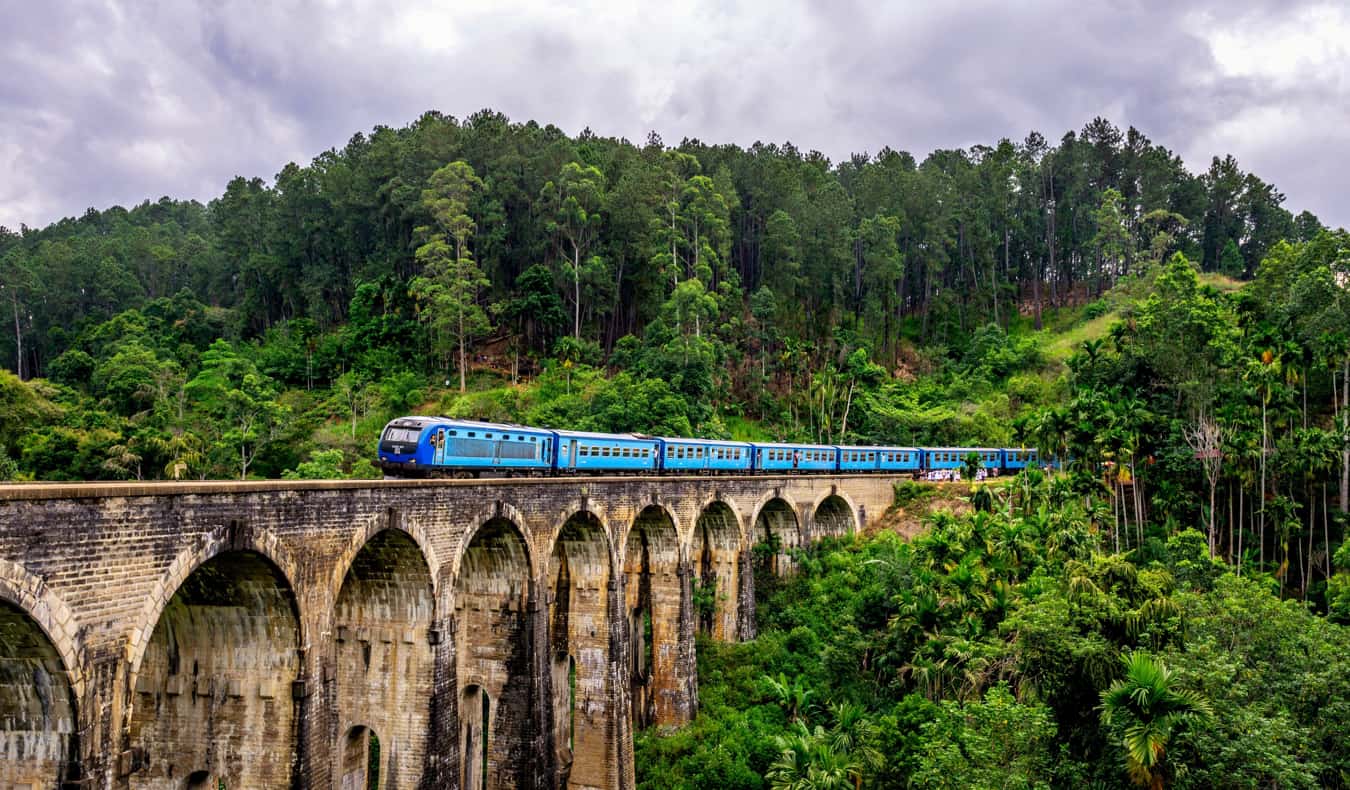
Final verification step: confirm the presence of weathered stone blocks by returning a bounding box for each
[0,474,891,789]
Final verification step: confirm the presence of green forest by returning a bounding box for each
[2,109,1349,787]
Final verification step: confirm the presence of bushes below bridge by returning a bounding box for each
[635,472,1350,789]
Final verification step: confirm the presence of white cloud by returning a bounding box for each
[0,0,1345,231]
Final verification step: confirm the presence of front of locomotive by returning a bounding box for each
[377,416,435,477]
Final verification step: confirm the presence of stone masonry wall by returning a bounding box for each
[0,474,895,789]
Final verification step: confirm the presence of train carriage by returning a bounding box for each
[876,447,923,473]
[835,445,883,472]
[378,417,555,475]
[658,437,754,473]
[923,447,1004,477]
[753,443,837,472]
[1001,448,1040,472]
[552,429,660,473]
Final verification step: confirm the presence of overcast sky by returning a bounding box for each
[2,0,1347,231]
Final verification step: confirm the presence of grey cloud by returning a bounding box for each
[1,0,1345,231]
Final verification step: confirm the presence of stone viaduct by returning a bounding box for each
[0,473,899,790]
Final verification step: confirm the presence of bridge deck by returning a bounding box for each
[0,472,899,500]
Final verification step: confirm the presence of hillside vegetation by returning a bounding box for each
[2,109,1349,787]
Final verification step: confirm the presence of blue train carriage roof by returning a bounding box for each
[834,444,920,453]
[550,428,660,443]
[750,441,838,450]
[656,437,754,448]
[925,446,1002,453]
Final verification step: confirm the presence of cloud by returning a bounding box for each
[1,0,1345,231]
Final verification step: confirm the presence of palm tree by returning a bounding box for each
[1100,651,1210,790]
[762,673,816,723]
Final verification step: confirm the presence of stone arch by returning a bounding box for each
[546,510,615,788]
[454,500,537,581]
[459,684,490,790]
[126,522,305,682]
[810,490,859,540]
[690,498,743,641]
[751,496,802,576]
[622,504,686,729]
[329,508,440,605]
[0,576,82,789]
[333,527,435,790]
[339,725,381,790]
[454,516,532,790]
[0,558,84,701]
[128,548,302,788]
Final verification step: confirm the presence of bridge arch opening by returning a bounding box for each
[691,500,742,641]
[0,599,80,788]
[813,494,856,540]
[754,497,801,577]
[129,549,300,789]
[455,517,530,790]
[184,769,212,788]
[340,725,380,790]
[547,511,613,787]
[460,684,490,790]
[334,528,433,788]
[623,505,681,729]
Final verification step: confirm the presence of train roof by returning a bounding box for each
[550,428,658,442]
[924,446,1003,452]
[749,442,839,451]
[834,444,921,452]
[657,437,754,447]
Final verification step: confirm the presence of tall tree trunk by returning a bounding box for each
[10,291,23,380]
[1032,258,1043,331]
[1260,397,1268,570]
[573,243,582,340]
[1342,357,1348,512]
[1236,481,1244,575]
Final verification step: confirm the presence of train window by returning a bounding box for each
[449,430,458,437]
[485,433,492,439]
[468,432,476,437]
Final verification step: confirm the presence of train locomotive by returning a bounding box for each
[376,416,1045,479]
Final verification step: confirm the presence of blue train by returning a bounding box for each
[376,417,1046,479]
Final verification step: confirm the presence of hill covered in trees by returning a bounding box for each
[0,111,1336,470]
[3,109,1350,787]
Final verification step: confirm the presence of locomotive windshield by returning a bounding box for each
[383,427,422,444]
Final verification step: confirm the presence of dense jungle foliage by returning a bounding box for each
[638,476,1350,789]
[1,109,1348,786]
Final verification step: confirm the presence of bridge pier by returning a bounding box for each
[0,474,899,789]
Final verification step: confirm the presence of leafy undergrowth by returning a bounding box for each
[634,473,1350,789]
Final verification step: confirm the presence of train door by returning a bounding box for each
[492,437,503,467]
[434,429,447,465]
[568,440,578,470]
